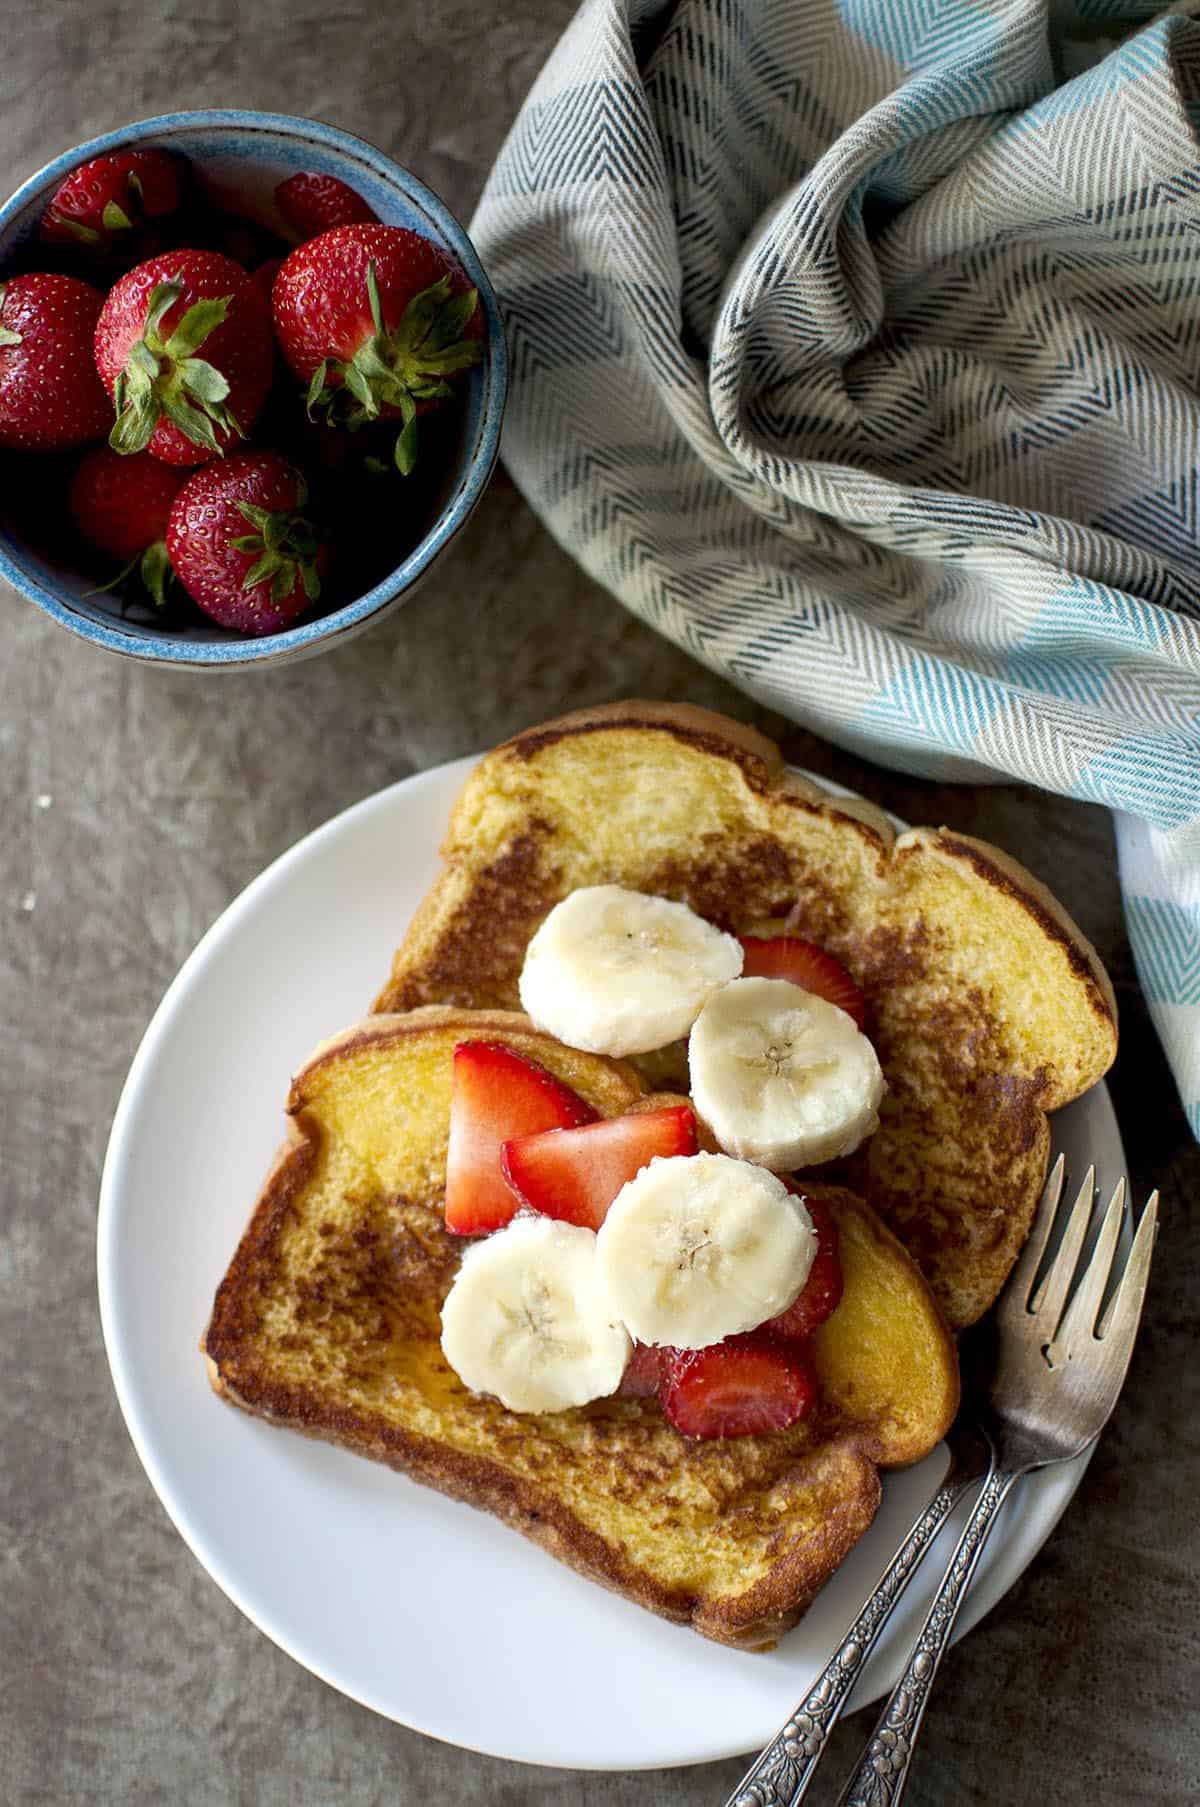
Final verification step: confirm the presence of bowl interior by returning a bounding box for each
[0,114,503,665]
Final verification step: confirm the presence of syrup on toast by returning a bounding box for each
[373,703,1117,1328]
[204,1009,958,1650]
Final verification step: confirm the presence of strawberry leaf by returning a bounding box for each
[161,391,223,454]
[396,274,452,356]
[415,341,483,376]
[139,540,172,609]
[242,551,279,590]
[143,281,182,346]
[0,284,21,348]
[230,490,322,610]
[394,413,419,475]
[82,552,140,599]
[164,293,231,360]
[179,357,230,405]
[109,392,158,455]
[101,200,133,233]
[127,339,160,383]
[343,362,376,413]
[64,219,102,246]
[426,288,477,350]
[305,360,331,419]
[365,261,386,336]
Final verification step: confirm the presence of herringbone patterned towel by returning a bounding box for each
[471,0,1200,1134]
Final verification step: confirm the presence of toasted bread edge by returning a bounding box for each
[202,1011,952,1652]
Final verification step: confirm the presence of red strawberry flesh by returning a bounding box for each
[739,935,867,1030]
[660,1333,818,1439]
[767,1188,844,1340]
[0,274,111,452]
[444,1042,597,1235]
[275,172,378,240]
[501,1104,697,1231]
[616,1342,663,1399]
[70,444,182,562]
[250,258,283,307]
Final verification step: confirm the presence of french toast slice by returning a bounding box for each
[373,704,1118,1327]
[204,1009,958,1650]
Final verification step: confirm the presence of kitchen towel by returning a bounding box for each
[471,0,1200,1134]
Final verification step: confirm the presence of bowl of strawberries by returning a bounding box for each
[0,110,507,666]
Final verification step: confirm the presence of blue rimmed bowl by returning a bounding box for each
[0,110,507,668]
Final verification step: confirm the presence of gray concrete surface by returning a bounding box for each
[1,5,1197,1802]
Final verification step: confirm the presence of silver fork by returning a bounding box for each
[725,1158,1158,1807]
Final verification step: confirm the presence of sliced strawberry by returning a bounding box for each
[768,1188,844,1340]
[660,1332,818,1440]
[501,1104,696,1232]
[444,1042,597,1236]
[738,935,867,1031]
[616,1341,663,1399]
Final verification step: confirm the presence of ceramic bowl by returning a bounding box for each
[0,110,507,667]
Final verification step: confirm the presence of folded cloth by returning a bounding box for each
[471,0,1200,1134]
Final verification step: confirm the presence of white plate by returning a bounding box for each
[97,757,1124,1771]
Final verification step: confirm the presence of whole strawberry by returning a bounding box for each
[0,274,111,451]
[167,450,327,635]
[271,224,482,473]
[274,172,377,241]
[94,250,273,465]
[69,445,183,607]
[40,149,183,250]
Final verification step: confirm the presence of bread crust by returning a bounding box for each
[908,829,1117,1041]
[204,1013,957,1650]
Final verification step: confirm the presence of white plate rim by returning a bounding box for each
[96,755,1124,1771]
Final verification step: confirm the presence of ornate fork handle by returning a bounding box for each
[836,1459,1024,1807]
[724,1437,988,1807]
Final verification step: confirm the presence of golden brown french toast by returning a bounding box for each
[373,703,1117,1327]
[204,1009,958,1650]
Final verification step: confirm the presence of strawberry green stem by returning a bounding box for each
[83,538,173,610]
[110,282,242,457]
[306,262,480,475]
[229,483,322,606]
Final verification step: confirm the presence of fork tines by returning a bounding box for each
[1005,1155,1158,1378]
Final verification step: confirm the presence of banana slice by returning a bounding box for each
[689,976,884,1169]
[596,1152,816,1348]
[518,884,742,1057]
[440,1215,631,1413]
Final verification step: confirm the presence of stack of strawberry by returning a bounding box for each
[0,151,482,636]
